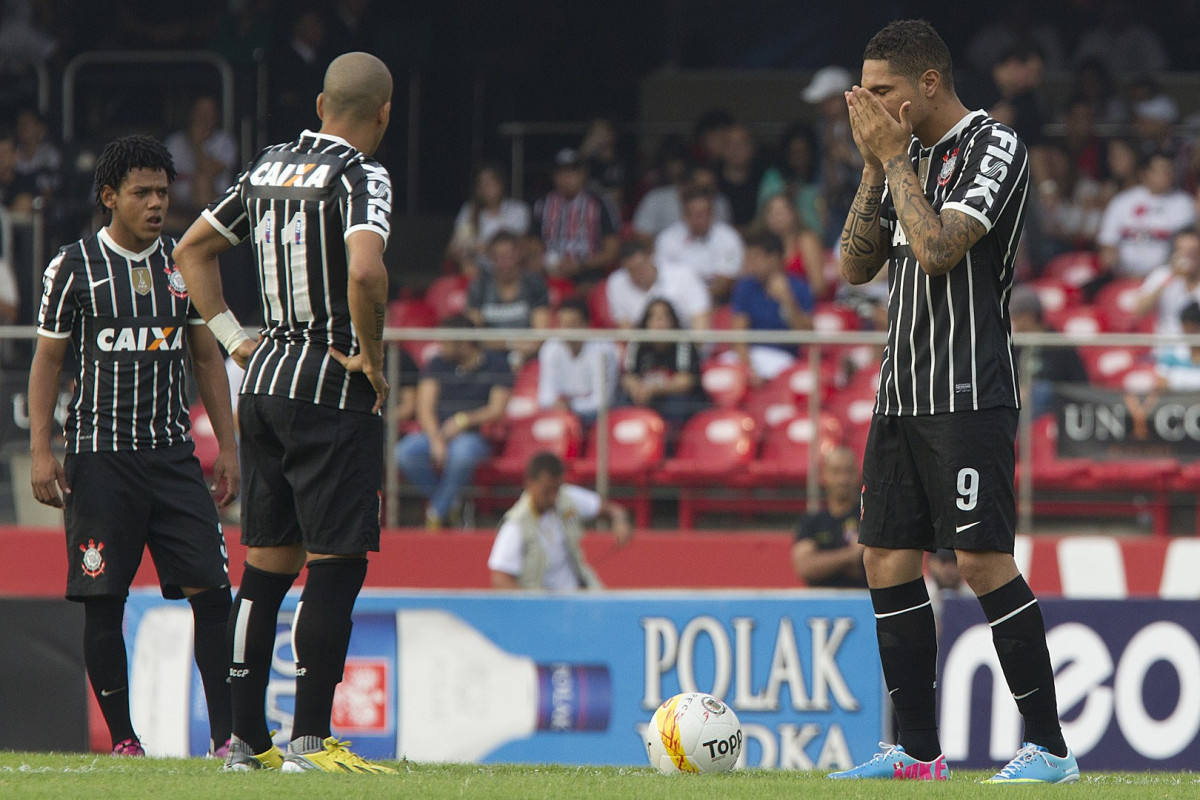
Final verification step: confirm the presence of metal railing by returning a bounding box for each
[3,322,1197,534]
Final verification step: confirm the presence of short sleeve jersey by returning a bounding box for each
[203,130,392,414]
[37,229,203,453]
[876,111,1029,416]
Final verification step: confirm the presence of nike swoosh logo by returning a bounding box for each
[89,276,115,289]
[99,687,126,697]
[1013,688,1039,700]
[955,521,982,533]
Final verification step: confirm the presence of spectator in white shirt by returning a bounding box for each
[1156,302,1200,391]
[655,185,744,303]
[1096,152,1196,282]
[537,299,619,425]
[488,452,631,591]
[633,161,733,240]
[1133,228,1200,336]
[605,239,711,330]
[448,163,531,278]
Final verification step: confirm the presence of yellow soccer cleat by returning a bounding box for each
[223,737,285,771]
[280,737,397,774]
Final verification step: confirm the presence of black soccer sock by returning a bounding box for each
[228,564,297,753]
[290,558,368,742]
[83,597,136,746]
[871,578,942,762]
[188,587,234,749]
[979,576,1068,758]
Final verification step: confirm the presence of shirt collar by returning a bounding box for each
[932,109,987,148]
[301,130,354,149]
[98,227,160,262]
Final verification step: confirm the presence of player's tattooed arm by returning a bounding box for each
[883,154,987,276]
[839,180,888,285]
[372,301,386,340]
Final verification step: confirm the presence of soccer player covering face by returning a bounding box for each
[828,21,1079,784]
[173,52,395,774]
[29,136,238,758]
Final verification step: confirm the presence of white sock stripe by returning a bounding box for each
[989,598,1038,627]
[873,600,932,619]
[290,600,304,665]
[232,598,252,664]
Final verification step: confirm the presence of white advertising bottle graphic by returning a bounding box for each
[128,605,610,761]
[395,609,610,762]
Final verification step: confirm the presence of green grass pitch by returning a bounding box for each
[1,753,1198,799]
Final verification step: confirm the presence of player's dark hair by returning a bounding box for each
[863,19,955,91]
[743,229,784,255]
[526,451,566,480]
[93,135,176,207]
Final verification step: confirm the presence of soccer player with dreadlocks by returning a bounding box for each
[28,135,238,758]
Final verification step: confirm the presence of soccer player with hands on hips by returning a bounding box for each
[29,136,238,760]
[173,51,395,774]
[828,20,1078,784]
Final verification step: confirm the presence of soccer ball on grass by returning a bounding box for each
[645,692,742,774]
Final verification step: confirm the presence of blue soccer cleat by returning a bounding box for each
[827,743,950,780]
[984,743,1080,784]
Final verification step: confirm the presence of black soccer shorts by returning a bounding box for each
[238,393,383,555]
[64,442,229,601]
[858,407,1017,553]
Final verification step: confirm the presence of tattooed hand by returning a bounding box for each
[846,86,912,164]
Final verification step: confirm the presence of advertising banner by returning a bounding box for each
[1055,384,1200,461]
[938,597,1200,771]
[124,589,882,768]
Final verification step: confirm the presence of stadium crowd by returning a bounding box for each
[4,1,1200,529]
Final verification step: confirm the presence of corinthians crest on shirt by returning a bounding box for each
[80,538,105,578]
[163,262,188,298]
[937,148,960,187]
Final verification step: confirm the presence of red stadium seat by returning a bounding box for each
[709,303,735,357]
[700,360,750,408]
[387,299,440,366]
[1025,278,1081,315]
[504,359,541,420]
[1041,250,1101,288]
[571,407,667,527]
[1043,305,1108,335]
[748,414,844,486]
[474,409,583,488]
[825,362,880,432]
[1025,415,1093,491]
[585,281,614,328]
[424,274,470,320]
[189,404,220,477]
[811,302,860,334]
[660,409,757,529]
[546,276,576,310]
[1080,346,1149,388]
[1094,278,1153,333]
[742,374,801,431]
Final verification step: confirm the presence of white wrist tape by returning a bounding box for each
[206,309,251,354]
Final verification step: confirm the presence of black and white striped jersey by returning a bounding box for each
[203,130,392,415]
[875,110,1029,416]
[37,228,204,453]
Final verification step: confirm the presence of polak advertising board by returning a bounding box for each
[124,589,882,768]
[938,597,1200,771]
